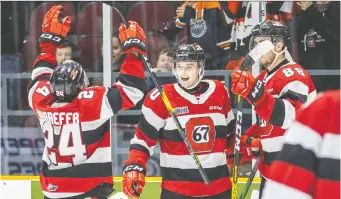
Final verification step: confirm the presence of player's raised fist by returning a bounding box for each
[39,5,71,53]
[122,162,146,198]
[231,70,266,106]
[119,21,147,55]
[231,70,255,96]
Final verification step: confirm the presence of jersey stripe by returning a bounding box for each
[164,112,227,130]
[160,138,226,156]
[41,176,112,198]
[261,136,284,153]
[162,177,231,197]
[162,165,229,182]
[160,126,230,142]
[160,152,225,169]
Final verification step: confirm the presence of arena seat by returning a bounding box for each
[76,2,123,35]
[76,36,102,71]
[126,2,175,33]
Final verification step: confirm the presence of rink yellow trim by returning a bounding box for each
[0,176,261,183]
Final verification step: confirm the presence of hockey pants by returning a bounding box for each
[160,188,231,199]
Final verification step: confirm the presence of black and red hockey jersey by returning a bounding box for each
[262,90,340,199]
[28,54,145,198]
[129,80,235,197]
[246,60,316,179]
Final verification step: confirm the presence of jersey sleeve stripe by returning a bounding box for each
[106,87,123,114]
[130,133,156,156]
[100,87,115,117]
[160,152,226,169]
[31,67,53,80]
[141,105,166,131]
[137,114,159,140]
[28,81,40,109]
[261,136,284,153]
[283,121,322,155]
[130,143,151,157]
[318,133,340,160]
[114,81,144,105]
[225,109,235,125]
[262,178,312,199]
[117,73,147,94]
[270,98,295,129]
[279,80,309,101]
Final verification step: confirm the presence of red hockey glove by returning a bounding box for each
[119,21,147,55]
[231,69,267,106]
[122,149,148,198]
[34,5,71,66]
[241,135,262,157]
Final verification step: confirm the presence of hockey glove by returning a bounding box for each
[34,5,71,66]
[119,21,147,55]
[122,162,146,198]
[231,69,267,106]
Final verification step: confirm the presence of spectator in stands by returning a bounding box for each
[92,33,123,86]
[160,1,241,70]
[56,40,76,64]
[146,47,175,91]
[290,1,340,91]
[93,33,123,72]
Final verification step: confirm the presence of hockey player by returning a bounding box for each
[262,90,340,199]
[230,20,317,198]
[122,43,235,199]
[27,5,147,199]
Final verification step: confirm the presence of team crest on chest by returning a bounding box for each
[174,106,189,115]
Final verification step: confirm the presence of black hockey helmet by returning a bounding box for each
[50,60,89,102]
[173,43,206,81]
[249,20,289,51]
[174,43,205,66]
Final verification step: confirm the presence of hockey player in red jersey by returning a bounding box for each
[262,90,340,199]
[27,5,147,199]
[122,43,236,199]
[230,20,317,198]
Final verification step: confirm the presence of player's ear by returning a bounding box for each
[274,41,284,52]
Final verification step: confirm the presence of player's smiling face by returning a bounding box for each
[174,61,200,89]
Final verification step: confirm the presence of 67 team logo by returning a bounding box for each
[186,117,216,153]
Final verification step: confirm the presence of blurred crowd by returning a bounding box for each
[1,1,340,127]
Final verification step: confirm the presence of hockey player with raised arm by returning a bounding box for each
[27,5,147,199]
[229,20,317,198]
[122,43,236,199]
[262,90,340,199]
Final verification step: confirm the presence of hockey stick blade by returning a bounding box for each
[239,156,261,199]
[101,2,211,185]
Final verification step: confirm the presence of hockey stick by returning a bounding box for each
[231,57,251,199]
[102,3,210,185]
[239,155,261,199]
[231,94,244,199]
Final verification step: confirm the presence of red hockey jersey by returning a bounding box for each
[246,60,316,179]
[129,80,235,197]
[262,90,340,199]
[28,54,145,198]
